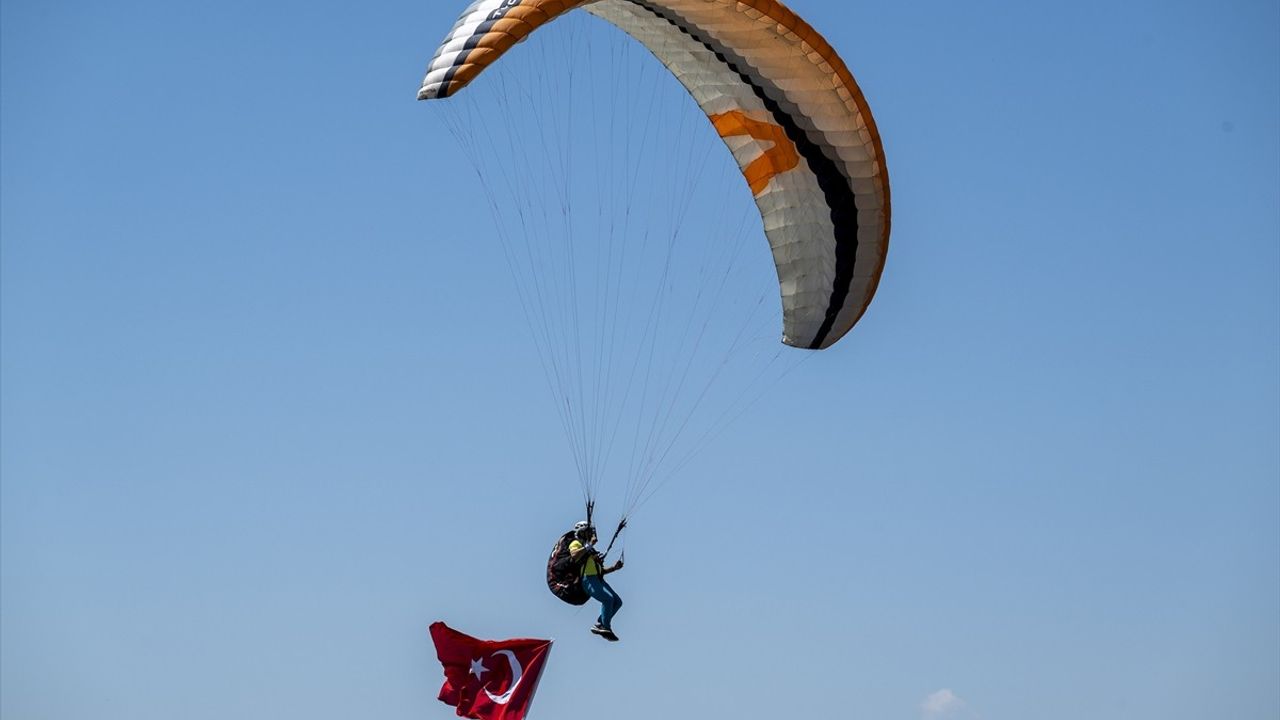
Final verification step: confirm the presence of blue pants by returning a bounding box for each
[581,575,622,630]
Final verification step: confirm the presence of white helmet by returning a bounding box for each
[573,520,591,533]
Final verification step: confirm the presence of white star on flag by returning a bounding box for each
[469,657,488,681]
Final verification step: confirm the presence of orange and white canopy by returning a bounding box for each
[420,0,890,349]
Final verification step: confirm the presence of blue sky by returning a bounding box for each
[2,1,1277,719]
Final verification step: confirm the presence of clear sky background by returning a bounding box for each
[2,1,1278,719]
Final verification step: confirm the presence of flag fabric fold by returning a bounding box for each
[430,622,552,720]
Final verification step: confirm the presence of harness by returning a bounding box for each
[545,531,590,606]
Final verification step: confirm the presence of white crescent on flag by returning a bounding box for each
[484,649,523,705]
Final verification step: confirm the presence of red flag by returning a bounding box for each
[429,622,553,720]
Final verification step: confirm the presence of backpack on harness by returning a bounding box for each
[546,530,590,606]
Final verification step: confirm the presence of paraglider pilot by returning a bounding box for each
[569,520,625,641]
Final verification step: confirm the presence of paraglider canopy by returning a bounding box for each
[420,0,891,350]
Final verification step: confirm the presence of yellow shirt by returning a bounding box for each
[568,540,600,576]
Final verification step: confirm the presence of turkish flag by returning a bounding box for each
[429,622,553,720]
